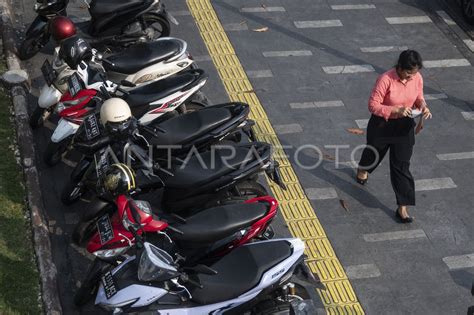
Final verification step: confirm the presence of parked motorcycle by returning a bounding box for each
[31,35,195,129]
[93,237,317,314]
[43,66,208,166]
[62,137,284,211]
[19,0,174,60]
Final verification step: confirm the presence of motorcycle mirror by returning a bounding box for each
[120,80,136,88]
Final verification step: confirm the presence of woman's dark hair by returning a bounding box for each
[396,50,423,71]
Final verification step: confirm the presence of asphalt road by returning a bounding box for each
[11,0,474,314]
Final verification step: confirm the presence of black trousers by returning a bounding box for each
[358,115,416,206]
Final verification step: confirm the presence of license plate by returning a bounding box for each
[101,271,118,299]
[84,114,100,140]
[97,214,114,245]
[68,72,84,97]
[41,60,57,86]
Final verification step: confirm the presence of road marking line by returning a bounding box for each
[363,229,427,242]
[335,161,358,169]
[436,10,456,25]
[346,264,381,279]
[386,16,432,24]
[306,187,338,200]
[169,10,191,16]
[223,23,249,31]
[436,152,474,161]
[187,1,364,312]
[294,20,343,28]
[246,70,273,78]
[443,254,474,270]
[462,112,474,120]
[415,177,457,191]
[240,6,286,12]
[424,93,448,100]
[463,39,474,52]
[263,50,313,57]
[331,4,376,10]
[192,55,212,62]
[355,119,369,129]
[322,65,375,74]
[290,100,345,109]
[360,46,408,53]
[423,59,471,68]
[274,123,303,135]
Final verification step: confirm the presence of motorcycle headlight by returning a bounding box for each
[131,200,153,215]
[93,247,129,259]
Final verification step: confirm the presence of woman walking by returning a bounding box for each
[356,50,432,223]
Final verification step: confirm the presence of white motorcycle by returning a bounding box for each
[93,238,318,314]
[43,60,208,166]
[31,36,194,128]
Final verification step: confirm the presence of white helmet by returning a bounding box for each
[100,98,132,125]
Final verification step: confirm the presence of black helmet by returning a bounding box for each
[59,36,93,69]
[103,163,136,195]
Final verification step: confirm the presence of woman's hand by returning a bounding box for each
[392,106,412,117]
[422,106,432,119]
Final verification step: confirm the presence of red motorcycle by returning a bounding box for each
[72,194,278,306]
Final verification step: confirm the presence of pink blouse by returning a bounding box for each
[368,68,425,121]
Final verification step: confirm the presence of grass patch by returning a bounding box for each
[0,59,41,313]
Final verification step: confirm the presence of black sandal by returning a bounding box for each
[396,210,413,223]
[356,170,368,185]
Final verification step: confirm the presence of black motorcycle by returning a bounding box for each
[19,0,173,60]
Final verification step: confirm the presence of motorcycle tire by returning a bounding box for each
[74,259,112,307]
[190,91,210,106]
[183,101,206,113]
[61,179,85,205]
[29,106,45,129]
[72,219,98,247]
[463,0,474,25]
[43,138,70,166]
[251,299,292,315]
[143,13,171,39]
[18,34,48,60]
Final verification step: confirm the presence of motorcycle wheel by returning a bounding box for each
[463,0,474,24]
[29,106,45,129]
[72,219,98,246]
[74,259,112,307]
[18,34,48,60]
[43,138,70,166]
[61,179,85,205]
[251,299,292,315]
[183,101,206,113]
[143,13,171,39]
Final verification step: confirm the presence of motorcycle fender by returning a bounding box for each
[51,119,79,143]
[25,15,49,38]
[38,84,62,109]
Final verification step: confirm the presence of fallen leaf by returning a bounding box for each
[239,20,247,25]
[339,199,349,212]
[322,152,335,161]
[252,27,269,32]
[261,4,267,9]
[347,128,364,135]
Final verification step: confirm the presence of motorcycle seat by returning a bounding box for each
[190,240,292,304]
[171,202,268,244]
[147,107,232,146]
[104,39,184,75]
[161,146,255,189]
[89,0,145,16]
[123,70,203,108]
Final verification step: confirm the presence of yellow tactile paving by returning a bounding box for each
[187,0,365,313]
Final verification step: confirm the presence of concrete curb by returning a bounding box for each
[0,0,62,314]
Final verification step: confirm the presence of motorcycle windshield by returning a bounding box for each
[138,242,179,282]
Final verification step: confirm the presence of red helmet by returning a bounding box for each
[50,16,77,42]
